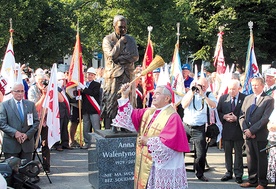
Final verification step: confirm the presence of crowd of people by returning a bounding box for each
[112,60,276,189]
[0,14,275,189]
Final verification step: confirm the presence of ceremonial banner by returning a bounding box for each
[42,63,60,148]
[66,32,84,98]
[213,29,227,97]
[65,28,85,146]
[15,63,23,84]
[1,36,16,101]
[213,30,226,75]
[170,43,185,105]
[157,64,170,86]
[242,22,261,95]
[142,39,154,94]
[194,64,198,83]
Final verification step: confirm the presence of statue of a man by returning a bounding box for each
[101,15,139,132]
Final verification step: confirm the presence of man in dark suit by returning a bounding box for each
[217,79,246,184]
[78,67,101,149]
[239,77,274,189]
[0,82,39,162]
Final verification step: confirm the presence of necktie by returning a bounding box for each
[249,97,257,115]
[231,97,236,112]
[86,82,90,87]
[17,101,24,121]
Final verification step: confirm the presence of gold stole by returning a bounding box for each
[134,106,175,189]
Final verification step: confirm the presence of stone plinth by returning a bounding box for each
[88,129,137,189]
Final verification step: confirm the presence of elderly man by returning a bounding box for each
[78,67,101,149]
[0,82,39,162]
[217,79,246,184]
[239,77,274,189]
[112,83,190,189]
[101,15,139,132]
[182,77,217,182]
[264,68,276,97]
[28,73,50,172]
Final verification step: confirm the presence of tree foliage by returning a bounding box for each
[0,0,75,68]
[186,0,276,69]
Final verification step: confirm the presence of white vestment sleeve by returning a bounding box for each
[111,98,136,132]
[147,137,188,189]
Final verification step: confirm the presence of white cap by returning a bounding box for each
[87,67,96,74]
[57,72,66,80]
[35,68,44,76]
[265,68,276,77]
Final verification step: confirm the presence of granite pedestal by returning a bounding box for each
[88,129,137,189]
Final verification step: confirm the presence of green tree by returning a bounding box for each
[0,0,75,68]
[183,0,276,70]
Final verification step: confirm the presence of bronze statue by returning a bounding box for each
[101,15,139,132]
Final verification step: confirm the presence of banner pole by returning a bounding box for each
[78,89,83,147]
[35,107,46,150]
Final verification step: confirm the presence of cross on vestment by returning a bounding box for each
[148,124,162,135]
[143,110,161,135]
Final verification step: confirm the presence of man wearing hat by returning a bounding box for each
[182,64,194,93]
[177,64,194,118]
[77,67,101,149]
[264,68,276,97]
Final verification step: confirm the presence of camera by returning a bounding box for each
[44,70,51,75]
[0,156,41,189]
[42,79,49,87]
[23,63,31,77]
[191,84,202,93]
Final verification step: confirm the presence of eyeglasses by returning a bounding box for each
[13,90,25,93]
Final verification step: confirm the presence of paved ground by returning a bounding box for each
[36,146,275,189]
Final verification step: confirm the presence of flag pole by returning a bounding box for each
[9,18,14,38]
[172,22,180,109]
[10,18,15,87]
[76,19,83,147]
[34,108,47,149]
[78,85,83,147]
[148,26,153,40]
[142,26,153,108]
[176,22,180,45]
[242,21,254,94]
[171,23,180,83]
